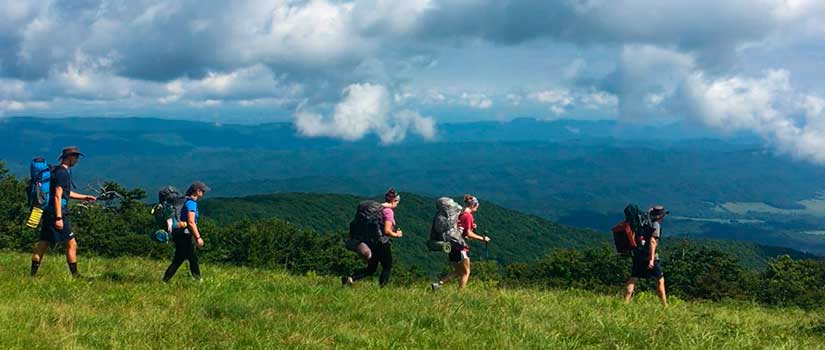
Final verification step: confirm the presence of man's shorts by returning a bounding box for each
[631,253,663,280]
[39,213,74,244]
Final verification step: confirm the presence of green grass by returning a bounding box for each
[0,251,823,350]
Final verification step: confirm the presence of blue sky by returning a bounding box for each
[3,1,825,160]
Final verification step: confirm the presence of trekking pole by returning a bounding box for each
[483,230,490,261]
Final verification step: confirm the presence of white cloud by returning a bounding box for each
[0,100,49,115]
[460,93,493,109]
[530,89,574,115]
[611,45,696,119]
[581,91,618,110]
[679,70,820,160]
[295,83,436,144]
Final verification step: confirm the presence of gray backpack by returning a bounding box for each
[428,197,465,253]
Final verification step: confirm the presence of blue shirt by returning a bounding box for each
[180,198,199,223]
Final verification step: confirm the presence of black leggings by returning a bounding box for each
[163,231,200,281]
[351,242,392,286]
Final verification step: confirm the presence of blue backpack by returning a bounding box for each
[26,157,52,209]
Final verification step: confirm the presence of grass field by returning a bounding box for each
[1,251,823,350]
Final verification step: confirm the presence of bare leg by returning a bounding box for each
[656,277,668,307]
[356,243,372,262]
[32,241,49,263]
[65,239,77,264]
[31,241,49,276]
[65,239,79,276]
[439,263,463,284]
[457,258,471,290]
[623,278,638,304]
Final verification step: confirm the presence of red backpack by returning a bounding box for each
[611,204,652,255]
[611,221,637,255]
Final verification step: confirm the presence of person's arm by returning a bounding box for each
[188,210,204,247]
[648,228,660,268]
[465,229,489,242]
[69,191,96,201]
[384,220,402,238]
[53,186,64,229]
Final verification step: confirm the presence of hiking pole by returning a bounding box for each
[483,230,490,261]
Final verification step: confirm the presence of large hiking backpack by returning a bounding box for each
[611,204,653,255]
[427,197,464,253]
[348,200,385,244]
[24,157,53,229]
[26,157,52,209]
[150,186,188,243]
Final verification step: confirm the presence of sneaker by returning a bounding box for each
[341,276,353,286]
[431,281,443,291]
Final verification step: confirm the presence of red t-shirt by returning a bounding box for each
[458,211,474,237]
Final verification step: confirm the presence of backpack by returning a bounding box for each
[427,197,464,253]
[348,200,385,244]
[26,157,52,209]
[23,158,53,229]
[150,186,188,242]
[611,204,654,255]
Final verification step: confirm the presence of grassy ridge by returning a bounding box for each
[1,251,823,350]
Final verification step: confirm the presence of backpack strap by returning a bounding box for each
[67,168,77,191]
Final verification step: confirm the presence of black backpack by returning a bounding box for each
[623,204,654,247]
[349,200,384,243]
[152,186,187,232]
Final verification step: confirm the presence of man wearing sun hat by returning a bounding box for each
[30,146,97,277]
[623,205,670,307]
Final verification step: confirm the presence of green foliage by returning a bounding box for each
[758,256,825,308]
[0,161,29,251]
[200,219,357,276]
[666,242,756,301]
[503,247,627,292]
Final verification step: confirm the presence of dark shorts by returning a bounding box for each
[449,245,469,263]
[631,253,663,280]
[39,213,74,244]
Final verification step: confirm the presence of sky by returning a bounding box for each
[3,0,825,160]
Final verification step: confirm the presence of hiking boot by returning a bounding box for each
[431,281,443,292]
[341,276,353,286]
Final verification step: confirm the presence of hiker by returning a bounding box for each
[343,188,403,287]
[162,182,209,282]
[432,194,490,291]
[30,146,97,277]
[623,206,669,306]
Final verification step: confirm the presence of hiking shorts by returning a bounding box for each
[631,255,663,280]
[449,245,470,263]
[39,213,74,244]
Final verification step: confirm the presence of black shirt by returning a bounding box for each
[48,166,72,213]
